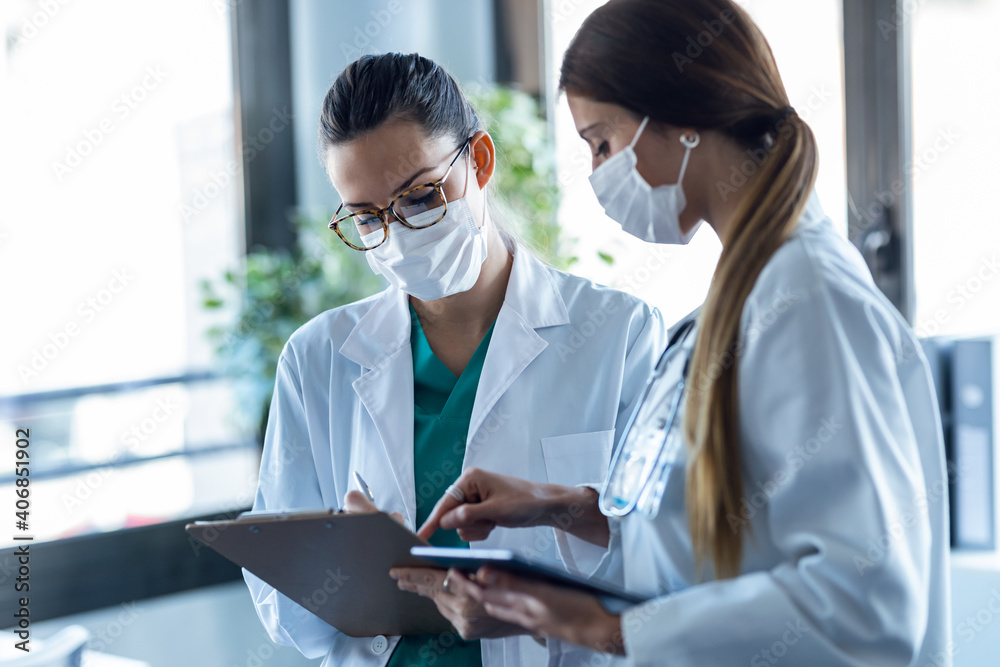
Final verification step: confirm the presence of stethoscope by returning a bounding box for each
[599,317,696,518]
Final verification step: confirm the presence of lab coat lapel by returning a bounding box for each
[340,287,418,525]
[466,250,570,452]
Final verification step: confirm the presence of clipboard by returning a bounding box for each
[410,546,647,614]
[185,510,452,637]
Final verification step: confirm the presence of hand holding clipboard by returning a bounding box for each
[186,509,451,637]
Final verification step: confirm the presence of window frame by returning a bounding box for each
[0,1,296,620]
[843,0,915,322]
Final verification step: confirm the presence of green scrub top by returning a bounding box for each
[385,303,494,667]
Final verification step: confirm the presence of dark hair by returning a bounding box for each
[318,52,479,153]
[560,0,799,152]
[562,0,819,580]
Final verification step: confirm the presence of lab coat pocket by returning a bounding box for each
[540,430,619,579]
[540,429,615,487]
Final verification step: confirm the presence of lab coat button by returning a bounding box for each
[371,635,389,654]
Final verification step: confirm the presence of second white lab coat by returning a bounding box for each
[560,192,952,666]
[243,247,664,667]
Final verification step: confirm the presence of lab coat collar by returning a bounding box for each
[340,286,414,524]
[464,247,568,475]
[502,246,571,329]
[338,288,410,371]
[796,188,828,230]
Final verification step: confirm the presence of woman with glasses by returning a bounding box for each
[241,52,663,667]
[409,1,951,665]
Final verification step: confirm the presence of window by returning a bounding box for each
[1,0,257,548]
[911,0,1000,338]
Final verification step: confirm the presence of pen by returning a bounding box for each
[354,471,376,505]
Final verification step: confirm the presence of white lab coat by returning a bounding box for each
[560,191,952,666]
[243,247,665,667]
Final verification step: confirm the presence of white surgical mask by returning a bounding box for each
[363,197,487,301]
[589,115,702,244]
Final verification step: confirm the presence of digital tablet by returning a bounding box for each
[410,546,647,613]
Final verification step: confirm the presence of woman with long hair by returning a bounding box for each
[409,1,951,664]
[242,52,663,667]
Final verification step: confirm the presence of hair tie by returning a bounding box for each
[776,106,797,123]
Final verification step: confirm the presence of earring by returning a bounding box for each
[680,131,700,148]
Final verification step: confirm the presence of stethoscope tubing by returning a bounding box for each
[599,318,696,517]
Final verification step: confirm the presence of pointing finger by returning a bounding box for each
[417,492,463,541]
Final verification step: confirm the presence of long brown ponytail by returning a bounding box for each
[560,0,818,579]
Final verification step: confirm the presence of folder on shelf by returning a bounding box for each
[185,510,451,637]
[951,337,997,550]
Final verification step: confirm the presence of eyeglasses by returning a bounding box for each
[328,137,473,251]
